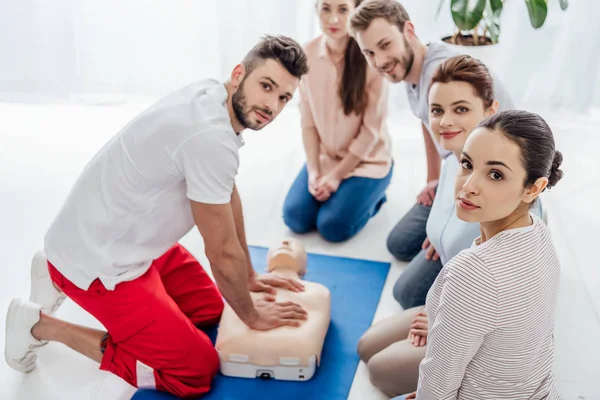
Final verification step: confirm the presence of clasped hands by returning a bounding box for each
[308,170,341,202]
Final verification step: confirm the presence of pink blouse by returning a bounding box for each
[298,35,392,179]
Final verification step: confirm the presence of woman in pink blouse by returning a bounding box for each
[282,0,393,242]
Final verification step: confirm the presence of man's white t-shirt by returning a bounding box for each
[44,79,244,291]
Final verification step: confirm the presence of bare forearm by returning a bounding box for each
[190,199,258,325]
[210,250,258,324]
[332,152,361,180]
[422,123,441,182]
[231,184,255,280]
[302,127,321,174]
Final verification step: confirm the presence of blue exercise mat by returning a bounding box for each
[133,245,390,400]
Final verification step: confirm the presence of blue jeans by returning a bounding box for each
[392,396,408,400]
[282,163,393,242]
[393,248,443,309]
[386,202,443,309]
[386,202,432,262]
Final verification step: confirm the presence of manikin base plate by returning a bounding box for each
[217,352,318,382]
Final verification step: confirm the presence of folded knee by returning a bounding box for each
[317,215,356,243]
[357,333,377,363]
[386,235,415,262]
[205,293,225,324]
[161,340,220,398]
[392,277,419,310]
[367,353,398,397]
[282,207,314,234]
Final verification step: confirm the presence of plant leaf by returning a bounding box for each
[559,0,568,10]
[490,0,503,13]
[483,0,501,43]
[451,0,487,31]
[525,0,548,29]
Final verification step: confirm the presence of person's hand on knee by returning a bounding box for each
[416,180,438,206]
[408,309,429,347]
[421,237,439,261]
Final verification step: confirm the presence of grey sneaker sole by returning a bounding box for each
[5,299,37,373]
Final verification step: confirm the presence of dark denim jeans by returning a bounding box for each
[386,201,443,309]
[283,163,393,243]
[386,202,432,262]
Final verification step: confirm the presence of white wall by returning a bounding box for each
[0,0,315,102]
[0,0,597,111]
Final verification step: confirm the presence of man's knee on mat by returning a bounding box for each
[142,334,220,398]
[171,351,219,398]
[190,291,225,328]
[206,297,225,325]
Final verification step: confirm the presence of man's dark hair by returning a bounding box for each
[241,35,309,78]
[349,0,411,36]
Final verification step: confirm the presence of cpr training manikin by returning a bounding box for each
[215,238,331,381]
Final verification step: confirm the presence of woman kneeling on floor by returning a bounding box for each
[282,0,393,243]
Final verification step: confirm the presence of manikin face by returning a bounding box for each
[455,127,545,224]
[353,17,415,83]
[231,59,298,131]
[267,238,308,276]
[428,81,498,155]
[317,0,357,40]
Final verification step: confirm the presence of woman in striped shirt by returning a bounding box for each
[358,55,514,397]
[397,109,564,399]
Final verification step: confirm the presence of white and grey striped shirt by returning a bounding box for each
[417,214,561,399]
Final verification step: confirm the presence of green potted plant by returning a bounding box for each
[436,0,569,46]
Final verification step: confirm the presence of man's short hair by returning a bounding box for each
[349,0,411,36]
[242,35,309,79]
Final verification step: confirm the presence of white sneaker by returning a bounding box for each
[29,250,65,314]
[5,298,47,373]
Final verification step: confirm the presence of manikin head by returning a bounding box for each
[428,55,499,158]
[349,0,417,83]
[455,110,564,225]
[229,35,309,131]
[266,238,308,278]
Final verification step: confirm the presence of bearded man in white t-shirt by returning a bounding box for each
[5,35,309,398]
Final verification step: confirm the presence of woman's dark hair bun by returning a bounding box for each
[547,150,564,189]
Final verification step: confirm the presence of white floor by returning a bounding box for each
[1,99,599,400]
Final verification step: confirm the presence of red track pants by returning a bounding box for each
[48,244,224,399]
